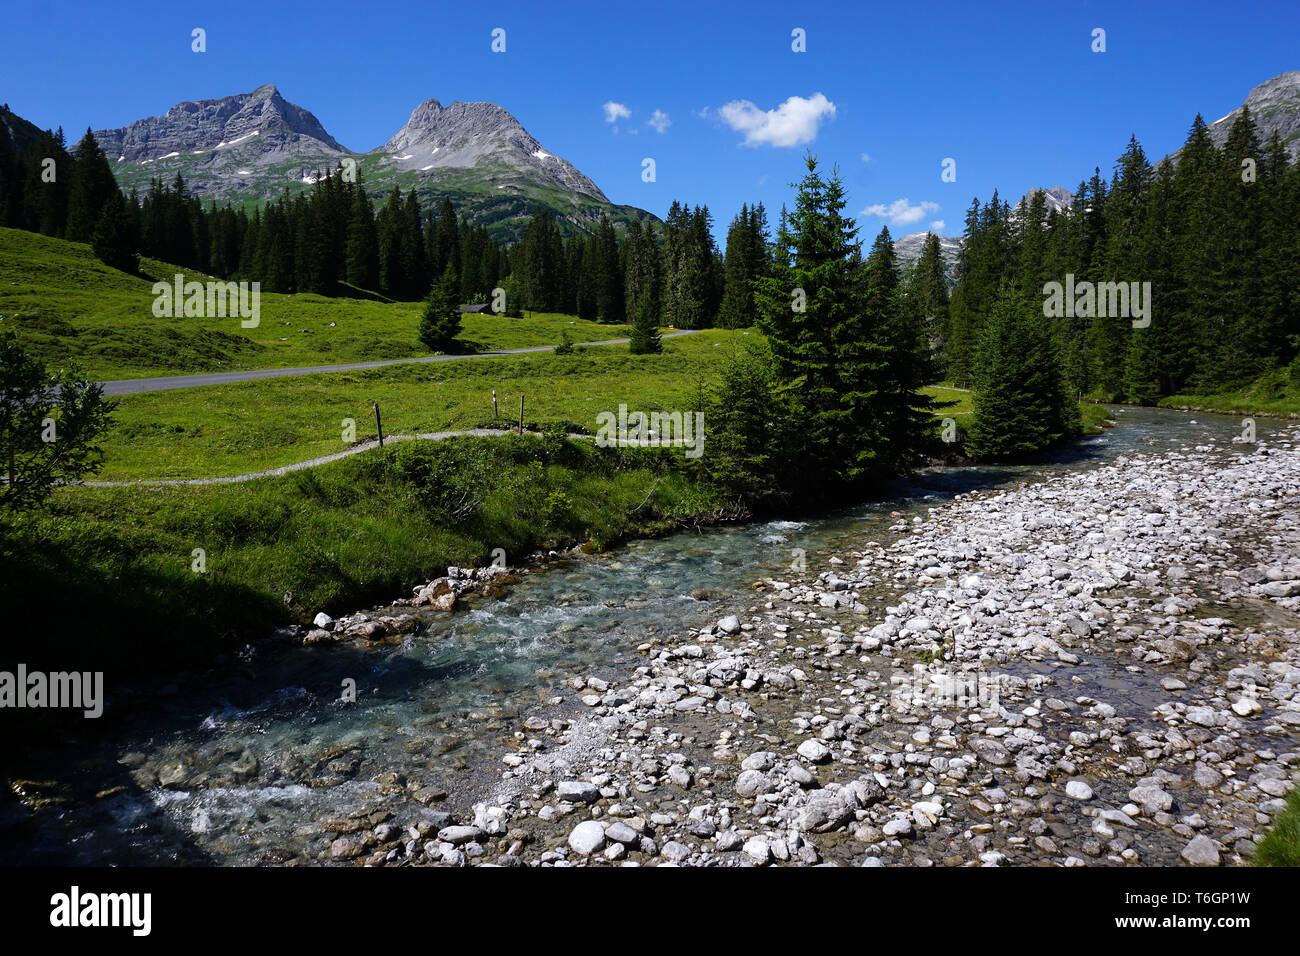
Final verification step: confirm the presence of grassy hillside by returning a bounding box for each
[103,148,656,243]
[0,223,1128,690]
[1,435,728,682]
[0,227,631,379]
[1160,363,1300,418]
[96,329,744,480]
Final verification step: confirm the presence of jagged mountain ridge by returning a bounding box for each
[94,83,345,161]
[89,85,653,240]
[1200,71,1300,162]
[1018,185,1075,215]
[379,99,608,202]
[892,231,961,279]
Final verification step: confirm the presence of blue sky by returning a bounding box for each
[3,0,1297,243]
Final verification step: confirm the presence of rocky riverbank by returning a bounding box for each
[8,418,1298,867]
[359,425,1300,866]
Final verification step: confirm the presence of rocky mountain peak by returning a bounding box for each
[383,100,522,151]
[1205,70,1300,160]
[1014,185,1075,216]
[94,84,345,163]
[893,230,962,280]
[378,97,607,203]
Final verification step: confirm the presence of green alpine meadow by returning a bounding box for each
[1,4,1298,902]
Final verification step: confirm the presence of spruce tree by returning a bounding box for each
[1215,106,1271,384]
[418,264,461,352]
[866,225,940,472]
[1083,136,1149,398]
[344,176,379,290]
[945,198,983,385]
[754,154,891,492]
[594,216,624,324]
[720,204,756,329]
[628,291,661,354]
[22,128,71,237]
[432,197,460,281]
[401,191,427,299]
[696,341,789,502]
[522,208,562,311]
[1170,115,1220,390]
[1124,157,1178,402]
[622,220,661,322]
[65,129,117,242]
[966,289,1079,459]
[90,190,138,273]
[575,235,600,321]
[907,231,951,377]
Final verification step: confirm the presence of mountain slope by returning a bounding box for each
[95,84,349,202]
[357,97,655,238]
[378,99,607,201]
[1,102,45,154]
[1015,185,1074,215]
[1202,71,1300,161]
[892,231,961,278]
[93,85,656,240]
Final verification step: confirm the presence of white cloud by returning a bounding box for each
[930,220,945,232]
[860,152,871,163]
[603,101,631,123]
[861,198,941,227]
[647,109,671,134]
[716,93,836,147]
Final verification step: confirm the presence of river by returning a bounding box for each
[2,405,1293,865]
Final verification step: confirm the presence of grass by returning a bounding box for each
[1079,402,1115,433]
[0,225,1141,699]
[924,382,1112,440]
[1,435,731,683]
[0,226,637,379]
[93,329,745,481]
[1160,365,1300,418]
[1257,781,1300,866]
[924,385,974,428]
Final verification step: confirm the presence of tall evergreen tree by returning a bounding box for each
[966,289,1079,459]
[64,129,118,242]
[418,263,461,351]
[522,208,562,311]
[905,231,952,377]
[344,176,380,290]
[90,190,138,273]
[593,216,624,324]
[754,155,892,492]
[865,226,939,472]
[1090,135,1151,397]
[720,204,765,329]
[628,290,661,354]
[623,220,661,323]
[945,197,984,386]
